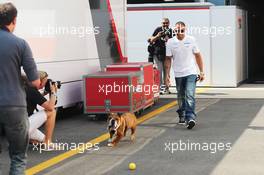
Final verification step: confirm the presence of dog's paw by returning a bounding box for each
[130,135,135,142]
[107,143,113,147]
[107,143,115,147]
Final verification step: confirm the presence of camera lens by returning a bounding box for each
[56,81,61,89]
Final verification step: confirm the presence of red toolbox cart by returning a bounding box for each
[83,71,145,114]
[105,62,158,109]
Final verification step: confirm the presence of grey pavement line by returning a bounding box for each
[196,99,220,113]
[100,136,160,175]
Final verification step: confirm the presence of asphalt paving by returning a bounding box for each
[0,98,175,175]
[106,99,264,175]
[1,98,264,175]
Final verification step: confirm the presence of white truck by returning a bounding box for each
[4,0,127,108]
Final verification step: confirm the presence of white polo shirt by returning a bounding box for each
[166,35,200,78]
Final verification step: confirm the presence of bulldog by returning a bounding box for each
[107,112,137,147]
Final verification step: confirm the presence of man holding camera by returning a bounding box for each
[25,71,58,149]
[0,3,40,174]
[148,18,173,94]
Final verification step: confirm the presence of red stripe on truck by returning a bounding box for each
[107,0,127,63]
[127,7,209,11]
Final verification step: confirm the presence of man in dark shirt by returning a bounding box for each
[148,18,173,94]
[25,71,58,149]
[26,85,47,116]
[0,3,40,175]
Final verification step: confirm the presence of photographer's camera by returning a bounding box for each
[161,29,170,37]
[44,79,61,94]
[160,29,171,41]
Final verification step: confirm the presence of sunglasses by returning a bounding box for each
[175,29,185,34]
[162,22,169,24]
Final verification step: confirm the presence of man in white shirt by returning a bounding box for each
[165,21,204,129]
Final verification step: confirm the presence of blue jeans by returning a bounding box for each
[175,75,197,122]
[0,107,29,175]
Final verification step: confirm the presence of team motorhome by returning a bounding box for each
[3,0,127,108]
[127,2,247,87]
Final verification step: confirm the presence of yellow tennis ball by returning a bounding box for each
[129,162,136,170]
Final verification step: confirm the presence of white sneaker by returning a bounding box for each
[186,120,196,129]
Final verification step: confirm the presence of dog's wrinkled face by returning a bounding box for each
[108,113,121,134]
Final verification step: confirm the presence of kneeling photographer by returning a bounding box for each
[24,71,61,150]
[148,18,173,94]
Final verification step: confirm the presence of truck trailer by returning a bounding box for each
[3,0,127,108]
